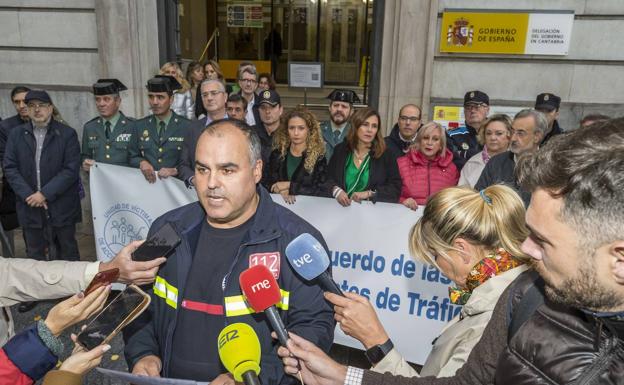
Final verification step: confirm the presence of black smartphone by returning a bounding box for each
[76,285,150,350]
[131,222,181,262]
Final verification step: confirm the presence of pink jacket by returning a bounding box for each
[398,148,459,205]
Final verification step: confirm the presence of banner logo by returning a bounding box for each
[97,203,153,260]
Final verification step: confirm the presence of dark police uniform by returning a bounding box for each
[535,92,563,146]
[320,89,358,161]
[129,76,190,170]
[81,79,135,166]
[447,90,486,171]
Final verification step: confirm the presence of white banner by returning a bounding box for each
[91,163,457,364]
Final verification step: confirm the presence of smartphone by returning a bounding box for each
[131,222,181,262]
[76,285,151,350]
[84,268,119,296]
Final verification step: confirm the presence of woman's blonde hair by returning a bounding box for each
[159,62,191,92]
[272,108,325,173]
[409,185,529,269]
[414,121,447,158]
[477,114,513,145]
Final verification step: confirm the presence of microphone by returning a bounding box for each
[285,233,344,296]
[239,264,289,346]
[218,322,261,385]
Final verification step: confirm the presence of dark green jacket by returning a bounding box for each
[129,112,190,170]
[81,112,135,166]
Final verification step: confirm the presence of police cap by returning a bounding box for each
[146,75,182,93]
[327,89,360,104]
[464,90,489,106]
[257,89,281,106]
[535,93,561,111]
[93,79,128,95]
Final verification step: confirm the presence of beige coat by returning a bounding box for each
[0,258,98,346]
[372,265,528,378]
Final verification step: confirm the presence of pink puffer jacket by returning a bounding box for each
[398,148,459,205]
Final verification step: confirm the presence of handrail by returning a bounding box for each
[198,28,219,63]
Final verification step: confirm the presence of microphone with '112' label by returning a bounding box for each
[218,322,261,385]
[239,264,289,346]
[285,233,344,296]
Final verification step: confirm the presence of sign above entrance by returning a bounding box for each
[440,10,574,55]
[226,3,263,28]
[288,62,324,89]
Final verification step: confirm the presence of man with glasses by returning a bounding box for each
[0,86,31,261]
[385,104,422,160]
[238,67,261,126]
[475,108,547,206]
[448,90,488,170]
[177,79,228,185]
[129,75,190,184]
[81,79,135,172]
[321,89,358,161]
[4,90,82,294]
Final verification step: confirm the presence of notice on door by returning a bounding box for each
[288,62,324,88]
[227,4,263,28]
[440,10,574,55]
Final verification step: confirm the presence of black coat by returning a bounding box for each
[474,151,530,206]
[263,149,328,197]
[177,116,207,184]
[0,114,28,230]
[326,142,401,203]
[3,120,81,228]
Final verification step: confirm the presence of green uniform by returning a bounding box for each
[129,112,190,170]
[81,111,135,166]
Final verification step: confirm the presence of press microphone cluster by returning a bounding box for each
[285,233,344,296]
[218,322,261,385]
[239,264,290,346]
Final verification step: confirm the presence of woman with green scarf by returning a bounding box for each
[326,107,401,206]
[324,184,529,377]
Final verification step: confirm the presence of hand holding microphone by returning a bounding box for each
[285,233,344,296]
[239,264,290,346]
[218,323,261,385]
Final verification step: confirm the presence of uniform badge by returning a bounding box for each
[263,90,271,99]
[544,94,549,101]
[470,91,475,98]
[462,142,469,150]
[249,252,281,279]
[143,130,149,137]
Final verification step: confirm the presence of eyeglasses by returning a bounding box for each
[239,78,257,84]
[201,90,224,97]
[399,115,421,123]
[27,102,50,110]
[464,104,486,111]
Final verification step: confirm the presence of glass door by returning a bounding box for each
[324,1,364,84]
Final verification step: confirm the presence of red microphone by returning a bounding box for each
[239,264,289,346]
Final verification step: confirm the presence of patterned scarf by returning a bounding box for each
[481,145,491,164]
[448,248,522,305]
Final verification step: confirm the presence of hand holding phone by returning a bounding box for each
[131,223,181,262]
[84,268,119,296]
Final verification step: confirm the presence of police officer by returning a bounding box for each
[321,89,358,161]
[534,92,563,145]
[253,88,283,168]
[129,75,190,184]
[448,90,487,170]
[81,79,135,171]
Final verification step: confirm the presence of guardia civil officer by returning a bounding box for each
[320,89,358,161]
[129,75,190,184]
[81,79,135,171]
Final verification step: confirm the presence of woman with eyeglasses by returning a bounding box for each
[326,107,401,206]
[323,184,529,378]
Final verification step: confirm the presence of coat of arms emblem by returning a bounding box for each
[447,18,474,47]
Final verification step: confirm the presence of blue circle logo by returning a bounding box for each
[97,203,152,260]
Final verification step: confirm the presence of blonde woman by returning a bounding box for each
[159,62,194,119]
[458,114,512,187]
[263,108,328,204]
[324,185,529,378]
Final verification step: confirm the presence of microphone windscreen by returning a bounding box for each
[285,233,330,281]
[239,264,282,312]
[218,323,261,382]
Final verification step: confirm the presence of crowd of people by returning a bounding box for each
[0,58,621,385]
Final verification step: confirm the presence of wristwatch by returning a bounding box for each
[364,338,394,365]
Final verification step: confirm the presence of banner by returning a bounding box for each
[440,10,574,55]
[91,164,456,364]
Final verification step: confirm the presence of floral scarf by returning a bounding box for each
[448,248,522,305]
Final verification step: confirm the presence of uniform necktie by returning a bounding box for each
[104,121,112,140]
[333,129,341,143]
[158,121,166,141]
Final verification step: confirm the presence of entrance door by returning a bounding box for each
[324,2,364,84]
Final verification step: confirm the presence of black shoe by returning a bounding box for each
[18,301,37,313]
